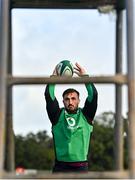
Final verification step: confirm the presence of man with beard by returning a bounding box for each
[45,62,98,173]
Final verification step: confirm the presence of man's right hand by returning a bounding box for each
[74,62,87,76]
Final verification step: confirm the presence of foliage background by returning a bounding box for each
[15,111,128,170]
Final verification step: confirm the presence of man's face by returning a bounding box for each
[63,92,80,113]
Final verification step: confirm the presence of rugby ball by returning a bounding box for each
[56,60,74,77]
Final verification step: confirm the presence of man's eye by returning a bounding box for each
[72,98,76,100]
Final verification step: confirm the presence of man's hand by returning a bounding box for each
[74,62,87,76]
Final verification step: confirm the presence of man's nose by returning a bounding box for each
[69,99,73,104]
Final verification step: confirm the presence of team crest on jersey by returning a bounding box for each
[66,117,76,127]
[65,110,80,130]
[66,117,79,130]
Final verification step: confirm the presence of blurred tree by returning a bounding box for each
[88,111,128,171]
[15,130,54,170]
[15,112,128,171]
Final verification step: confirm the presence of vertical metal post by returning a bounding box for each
[114,9,123,170]
[0,0,10,176]
[5,87,15,172]
[126,0,135,178]
[5,2,15,171]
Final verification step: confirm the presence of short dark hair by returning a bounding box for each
[62,88,80,98]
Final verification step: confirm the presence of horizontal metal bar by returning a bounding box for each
[3,170,129,179]
[11,0,117,9]
[7,74,128,86]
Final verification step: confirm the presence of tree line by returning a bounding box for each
[15,111,128,171]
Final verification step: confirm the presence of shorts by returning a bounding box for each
[52,160,88,173]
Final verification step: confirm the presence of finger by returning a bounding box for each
[75,62,82,70]
[73,70,81,76]
[74,71,79,76]
[74,67,79,71]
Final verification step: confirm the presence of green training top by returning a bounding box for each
[52,108,93,162]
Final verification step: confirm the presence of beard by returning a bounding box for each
[65,105,78,114]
